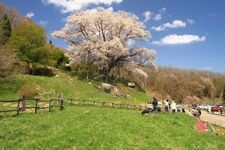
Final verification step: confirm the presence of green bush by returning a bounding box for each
[29,64,55,77]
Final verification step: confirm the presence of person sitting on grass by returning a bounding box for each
[141,102,152,115]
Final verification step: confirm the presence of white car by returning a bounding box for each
[198,104,208,110]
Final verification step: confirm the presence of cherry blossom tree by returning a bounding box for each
[53,8,156,85]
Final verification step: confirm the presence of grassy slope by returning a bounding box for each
[1,106,225,149]
[0,74,149,104]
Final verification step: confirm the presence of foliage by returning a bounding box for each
[9,21,46,62]
[1,106,225,149]
[28,44,68,67]
[17,85,40,98]
[53,8,156,87]
[0,14,11,44]
[71,62,98,80]
[8,20,67,74]
[29,64,55,77]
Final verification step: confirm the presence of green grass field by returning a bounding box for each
[1,75,225,149]
[1,106,225,149]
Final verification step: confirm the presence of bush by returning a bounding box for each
[29,64,55,77]
[18,85,39,98]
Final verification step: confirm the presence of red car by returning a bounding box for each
[211,105,224,114]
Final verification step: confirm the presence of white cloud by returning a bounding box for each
[26,12,34,19]
[153,14,162,21]
[142,7,166,22]
[41,0,123,13]
[152,20,186,31]
[143,11,152,22]
[187,19,195,25]
[153,7,166,21]
[153,34,206,45]
[38,20,48,27]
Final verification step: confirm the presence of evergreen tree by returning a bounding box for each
[0,14,11,44]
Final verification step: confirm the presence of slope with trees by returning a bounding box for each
[0,3,68,77]
[146,66,225,104]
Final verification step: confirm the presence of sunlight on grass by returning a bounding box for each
[1,106,225,149]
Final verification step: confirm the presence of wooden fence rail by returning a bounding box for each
[0,97,64,115]
[0,97,146,116]
[64,98,145,111]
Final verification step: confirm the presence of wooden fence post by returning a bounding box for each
[112,103,114,108]
[35,99,38,114]
[17,99,20,115]
[60,98,64,110]
[21,95,26,111]
[49,98,52,112]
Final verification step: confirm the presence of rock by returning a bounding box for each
[127,82,135,88]
[100,83,121,96]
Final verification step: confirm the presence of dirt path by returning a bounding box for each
[200,111,225,128]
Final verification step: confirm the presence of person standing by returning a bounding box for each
[152,97,158,113]
[164,99,169,112]
[171,100,176,113]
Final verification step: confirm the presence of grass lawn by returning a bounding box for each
[1,106,225,149]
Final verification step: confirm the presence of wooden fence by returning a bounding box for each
[0,96,64,115]
[65,98,145,110]
[0,97,146,115]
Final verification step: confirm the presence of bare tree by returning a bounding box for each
[0,45,22,77]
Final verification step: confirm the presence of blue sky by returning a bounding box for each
[1,0,225,73]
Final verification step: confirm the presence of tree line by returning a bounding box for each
[145,66,225,104]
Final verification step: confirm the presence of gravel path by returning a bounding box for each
[200,111,225,128]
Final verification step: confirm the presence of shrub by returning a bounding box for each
[28,64,55,77]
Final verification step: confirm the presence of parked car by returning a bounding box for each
[211,105,224,114]
[198,104,208,110]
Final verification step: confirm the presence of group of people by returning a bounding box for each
[141,97,183,115]
[192,107,201,118]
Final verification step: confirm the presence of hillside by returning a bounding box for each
[0,73,149,104]
[1,106,225,149]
